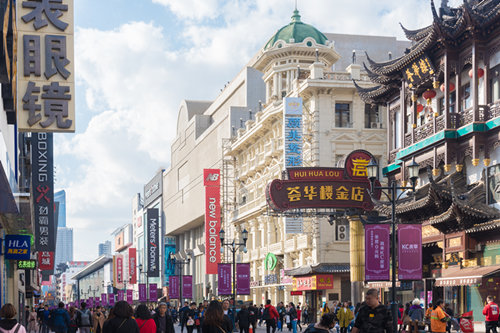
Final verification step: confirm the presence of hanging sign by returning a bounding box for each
[365,224,390,281]
[204,169,221,274]
[182,275,193,299]
[218,263,232,295]
[5,235,31,260]
[237,263,250,295]
[169,276,179,299]
[138,284,147,302]
[398,224,422,280]
[147,208,160,277]
[149,283,157,301]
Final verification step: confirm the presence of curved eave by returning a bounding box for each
[353,80,397,104]
[363,63,397,85]
[399,23,434,42]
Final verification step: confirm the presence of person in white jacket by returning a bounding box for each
[0,304,27,333]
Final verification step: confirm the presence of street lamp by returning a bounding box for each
[367,157,419,333]
[219,229,248,332]
[170,253,190,305]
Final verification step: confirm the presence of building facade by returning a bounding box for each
[357,0,500,321]
[98,241,112,257]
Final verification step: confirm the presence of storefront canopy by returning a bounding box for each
[435,265,500,287]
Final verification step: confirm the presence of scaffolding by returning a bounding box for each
[221,138,237,263]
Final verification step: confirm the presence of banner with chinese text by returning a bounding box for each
[149,283,157,301]
[218,263,232,295]
[138,284,147,302]
[126,289,133,304]
[182,275,193,299]
[169,276,179,299]
[129,248,137,284]
[237,263,250,295]
[398,224,422,280]
[365,224,390,281]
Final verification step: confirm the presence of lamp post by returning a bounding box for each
[366,157,419,333]
[170,253,190,305]
[219,228,248,332]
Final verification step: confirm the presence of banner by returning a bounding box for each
[204,169,221,274]
[398,224,422,280]
[147,208,160,277]
[237,263,250,295]
[38,251,54,271]
[139,284,147,302]
[117,290,124,302]
[218,264,232,295]
[126,290,133,304]
[169,276,179,299]
[88,298,93,308]
[5,235,31,260]
[101,293,107,307]
[32,133,55,253]
[108,294,115,306]
[113,255,124,287]
[129,248,137,284]
[182,275,193,299]
[164,237,176,286]
[365,224,390,281]
[149,283,157,301]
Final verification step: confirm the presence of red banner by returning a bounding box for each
[38,251,54,271]
[204,169,221,274]
[114,255,124,287]
[292,274,334,291]
[129,248,137,284]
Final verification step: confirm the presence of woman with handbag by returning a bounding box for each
[202,301,232,333]
[135,304,157,333]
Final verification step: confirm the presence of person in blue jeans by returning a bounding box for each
[286,303,298,333]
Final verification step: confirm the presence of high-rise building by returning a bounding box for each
[54,190,66,227]
[54,190,74,268]
[98,241,112,256]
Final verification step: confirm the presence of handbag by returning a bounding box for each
[187,318,195,326]
[195,318,200,326]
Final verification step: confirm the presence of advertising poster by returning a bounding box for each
[182,275,193,299]
[237,263,250,295]
[147,208,160,277]
[398,224,422,280]
[169,276,179,299]
[365,224,390,281]
[218,264,232,295]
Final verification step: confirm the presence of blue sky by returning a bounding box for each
[59,0,454,260]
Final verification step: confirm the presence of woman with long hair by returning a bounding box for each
[27,307,38,333]
[102,301,139,333]
[67,306,78,333]
[202,301,232,333]
[135,304,157,333]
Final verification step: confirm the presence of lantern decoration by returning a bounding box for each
[417,103,424,113]
[468,67,485,79]
[422,89,436,105]
[440,82,455,93]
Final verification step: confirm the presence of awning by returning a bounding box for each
[435,265,500,287]
[285,263,350,276]
[366,281,401,288]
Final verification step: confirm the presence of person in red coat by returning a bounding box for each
[264,300,279,333]
[135,304,157,333]
[483,296,499,333]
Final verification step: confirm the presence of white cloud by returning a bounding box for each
[152,0,222,20]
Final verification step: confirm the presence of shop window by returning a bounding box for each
[365,103,380,128]
[335,103,351,128]
[461,83,471,110]
[489,64,500,103]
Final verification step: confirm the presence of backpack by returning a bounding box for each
[263,307,271,320]
[78,309,91,326]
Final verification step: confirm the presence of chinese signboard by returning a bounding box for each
[218,263,232,295]
[149,283,157,301]
[18,260,36,270]
[237,263,250,295]
[292,274,334,291]
[138,284,147,302]
[129,247,137,284]
[5,235,31,260]
[108,294,115,306]
[204,169,221,274]
[117,290,124,302]
[147,208,159,277]
[17,0,75,132]
[113,254,123,287]
[402,53,435,89]
[182,275,193,299]
[398,224,422,280]
[38,251,54,271]
[101,294,107,307]
[169,276,179,299]
[267,150,378,212]
[32,133,55,252]
[365,224,390,281]
[126,289,133,304]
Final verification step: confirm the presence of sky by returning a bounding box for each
[57,0,461,260]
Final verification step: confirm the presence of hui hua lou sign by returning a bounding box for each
[266,150,380,212]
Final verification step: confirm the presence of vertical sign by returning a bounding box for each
[32,133,55,252]
[113,255,124,288]
[204,169,221,274]
[38,251,54,271]
[169,276,179,299]
[147,208,160,277]
[164,237,176,287]
[284,97,303,234]
[365,224,390,281]
[398,224,422,280]
[138,283,147,302]
[108,293,115,306]
[182,275,193,299]
[17,0,75,132]
[128,248,137,284]
[117,290,124,302]
[237,263,251,295]
[218,263,232,296]
[126,289,133,304]
[101,293,107,307]
[149,283,157,301]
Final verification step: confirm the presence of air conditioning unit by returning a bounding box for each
[337,225,348,241]
[370,122,378,128]
[378,122,384,129]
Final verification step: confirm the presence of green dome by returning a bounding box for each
[264,9,328,50]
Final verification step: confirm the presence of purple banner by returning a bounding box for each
[117,290,124,301]
[88,298,93,308]
[108,294,115,306]
[127,290,133,304]
[365,224,390,281]
[169,276,179,299]
[398,224,422,280]
[139,283,147,302]
[237,263,250,295]
[182,275,193,299]
[101,293,107,306]
[149,283,157,301]
[218,264,232,295]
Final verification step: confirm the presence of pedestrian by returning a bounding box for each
[264,299,279,333]
[222,300,234,332]
[337,302,353,333]
[48,302,70,333]
[67,307,77,333]
[408,299,424,333]
[351,289,392,333]
[0,304,26,333]
[483,296,499,333]
[76,302,92,333]
[185,302,198,333]
[302,304,309,324]
[444,304,454,333]
[287,303,298,333]
[277,303,285,331]
[430,300,449,333]
[195,304,204,333]
[92,306,106,333]
[236,305,250,333]
[135,304,157,333]
[179,302,190,333]
[27,307,37,333]
[39,305,50,333]
[258,305,264,327]
[296,305,303,331]
[102,301,139,333]
[248,304,258,333]
[153,302,175,333]
[201,300,231,333]
[425,303,433,332]
[303,313,336,333]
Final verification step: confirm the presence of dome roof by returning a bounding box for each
[264,9,328,50]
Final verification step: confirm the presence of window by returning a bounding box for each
[364,104,379,128]
[335,103,351,128]
[462,82,471,110]
[489,64,500,103]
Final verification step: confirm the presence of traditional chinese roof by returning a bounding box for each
[352,80,399,105]
[285,263,350,276]
[356,0,500,103]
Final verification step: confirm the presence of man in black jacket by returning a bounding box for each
[352,289,392,333]
[153,303,175,333]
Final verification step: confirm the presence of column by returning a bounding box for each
[273,73,279,97]
[349,217,364,305]
[444,51,451,128]
[472,41,479,121]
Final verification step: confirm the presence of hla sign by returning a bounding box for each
[5,235,31,260]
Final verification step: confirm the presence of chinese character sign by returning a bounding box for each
[169,276,179,299]
[17,0,75,132]
[284,97,303,168]
[149,283,157,301]
[5,235,31,260]
[37,251,54,271]
[182,275,193,299]
[128,248,137,284]
[218,264,232,296]
[138,284,147,302]
[402,54,435,89]
[365,224,390,281]
[237,263,250,295]
[32,133,55,252]
[398,224,422,280]
[126,289,133,304]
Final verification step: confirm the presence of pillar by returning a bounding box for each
[349,217,365,305]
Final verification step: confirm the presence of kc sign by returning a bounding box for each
[5,235,31,260]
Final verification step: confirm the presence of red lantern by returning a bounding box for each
[417,103,424,113]
[440,82,455,93]
[422,89,436,105]
[468,67,485,78]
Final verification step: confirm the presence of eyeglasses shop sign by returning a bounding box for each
[17,0,75,132]
[147,208,160,277]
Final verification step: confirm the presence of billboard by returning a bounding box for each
[5,235,31,260]
[129,248,137,284]
[218,263,232,296]
[365,224,390,281]
[237,263,250,295]
[164,237,176,286]
[147,208,160,277]
[144,171,163,207]
[398,224,422,280]
[204,169,221,274]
